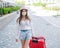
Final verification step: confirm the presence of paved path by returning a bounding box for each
[0,13,21,48]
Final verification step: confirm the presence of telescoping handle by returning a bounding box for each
[32,36,45,40]
[32,36,45,43]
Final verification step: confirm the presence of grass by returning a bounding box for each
[44,6,59,11]
[27,4,32,6]
[33,2,46,7]
[55,14,60,16]
[16,1,25,5]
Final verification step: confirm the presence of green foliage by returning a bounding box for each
[0,6,20,15]
[33,2,46,7]
[44,6,59,11]
[0,8,4,15]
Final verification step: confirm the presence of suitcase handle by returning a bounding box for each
[32,39,38,43]
[32,37,45,40]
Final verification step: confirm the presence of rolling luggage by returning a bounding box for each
[29,36,46,48]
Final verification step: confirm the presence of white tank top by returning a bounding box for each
[18,20,32,30]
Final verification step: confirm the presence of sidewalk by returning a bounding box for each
[0,12,17,30]
[0,13,21,48]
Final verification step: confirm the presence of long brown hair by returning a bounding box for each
[17,9,31,24]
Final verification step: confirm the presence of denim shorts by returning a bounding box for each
[19,29,32,40]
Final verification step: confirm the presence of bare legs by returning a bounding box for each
[21,40,30,48]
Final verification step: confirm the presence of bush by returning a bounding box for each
[44,6,59,11]
[0,6,20,15]
[52,7,59,11]
[33,3,40,6]
[33,2,46,7]
[11,6,20,11]
[3,7,11,14]
[0,8,4,15]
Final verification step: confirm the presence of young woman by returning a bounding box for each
[16,8,32,48]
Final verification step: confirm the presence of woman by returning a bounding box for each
[16,8,32,48]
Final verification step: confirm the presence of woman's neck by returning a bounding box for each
[23,16,25,17]
[22,16,26,19]
[22,16,26,20]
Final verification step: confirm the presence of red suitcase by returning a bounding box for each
[29,36,46,48]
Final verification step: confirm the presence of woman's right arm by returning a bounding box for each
[15,17,20,42]
[16,17,19,23]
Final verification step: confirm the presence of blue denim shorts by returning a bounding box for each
[19,29,32,40]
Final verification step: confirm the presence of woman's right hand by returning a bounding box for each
[16,39,18,42]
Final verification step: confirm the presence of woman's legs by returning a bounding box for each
[20,29,32,48]
[23,40,30,48]
[22,30,32,48]
[21,40,25,48]
[20,30,26,48]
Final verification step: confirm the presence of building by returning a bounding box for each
[24,0,60,5]
[0,0,17,8]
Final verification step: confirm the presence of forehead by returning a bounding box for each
[22,10,26,11]
[21,9,27,11]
